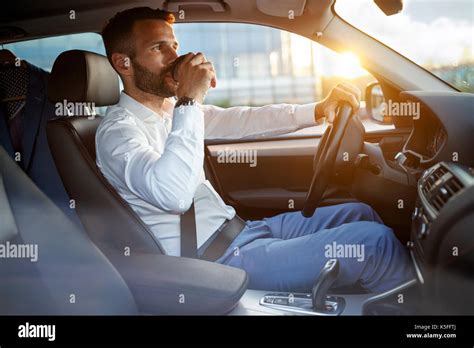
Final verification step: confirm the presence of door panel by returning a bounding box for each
[206,138,318,219]
[205,127,412,221]
[207,137,319,157]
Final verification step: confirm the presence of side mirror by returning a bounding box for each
[365,82,392,124]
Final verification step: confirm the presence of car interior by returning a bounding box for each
[1,0,473,316]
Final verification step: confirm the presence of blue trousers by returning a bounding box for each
[215,202,415,293]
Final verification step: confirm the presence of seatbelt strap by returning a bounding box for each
[200,215,245,262]
[26,92,47,174]
[180,200,198,258]
[180,200,246,260]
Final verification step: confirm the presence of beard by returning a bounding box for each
[131,59,177,98]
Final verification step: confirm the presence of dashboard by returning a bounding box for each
[404,113,447,160]
[408,161,474,314]
[397,91,474,314]
[425,124,447,159]
[399,91,474,167]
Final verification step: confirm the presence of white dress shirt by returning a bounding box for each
[96,92,319,256]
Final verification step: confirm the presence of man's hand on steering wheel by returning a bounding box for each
[302,82,364,218]
[315,82,361,123]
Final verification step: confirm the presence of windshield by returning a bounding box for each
[335,0,474,93]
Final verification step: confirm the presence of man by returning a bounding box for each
[97,7,414,293]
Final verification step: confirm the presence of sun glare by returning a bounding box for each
[334,52,368,78]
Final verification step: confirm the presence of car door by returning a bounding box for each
[204,118,411,221]
[175,22,413,227]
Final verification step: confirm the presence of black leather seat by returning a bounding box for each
[45,52,249,316]
[46,50,165,261]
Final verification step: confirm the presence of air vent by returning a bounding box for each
[445,176,463,195]
[432,165,448,180]
[421,165,465,213]
[422,165,448,196]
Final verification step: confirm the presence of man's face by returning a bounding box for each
[129,19,179,97]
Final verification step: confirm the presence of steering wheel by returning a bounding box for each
[302,102,355,217]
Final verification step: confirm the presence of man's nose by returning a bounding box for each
[164,48,179,65]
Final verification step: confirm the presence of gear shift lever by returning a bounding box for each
[259,258,345,315]
[312,259,339,310]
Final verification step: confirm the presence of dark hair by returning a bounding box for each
[102,7,175,68]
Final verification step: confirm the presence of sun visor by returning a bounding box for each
[256,0,307,17]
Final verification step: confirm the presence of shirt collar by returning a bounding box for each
[118,91,175,123]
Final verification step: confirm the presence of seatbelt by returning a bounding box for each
[180,200,198,258]
[26,91,47,174]
[200,215,245,261]
[180,200,246,260]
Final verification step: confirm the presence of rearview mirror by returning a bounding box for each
[374,0,403,16]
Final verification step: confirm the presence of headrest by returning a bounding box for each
[47,50,119,106]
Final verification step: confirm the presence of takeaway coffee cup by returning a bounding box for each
[170,54,216,88]
[170,54,186,82]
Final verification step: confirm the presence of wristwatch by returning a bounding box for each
[175,96,198,109]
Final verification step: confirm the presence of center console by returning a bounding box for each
[407,161,474,314]
[259,259,346,315]
[408,161,472,274]
[232,161,474,316]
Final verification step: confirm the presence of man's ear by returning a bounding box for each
[111,53,133,76]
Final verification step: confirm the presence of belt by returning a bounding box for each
[180,200,245,261]
[200,215,246,262]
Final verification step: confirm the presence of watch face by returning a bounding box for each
[176,97,195,108]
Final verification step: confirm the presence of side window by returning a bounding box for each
[4,33,107,115]
[4,32,105,72]
[174,23,386,135]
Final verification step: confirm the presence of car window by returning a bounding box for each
[3,32,107,114]
[2,28,390,133]
[3,32,105,71]
[335,0,474,94]
[174,23,391,135]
